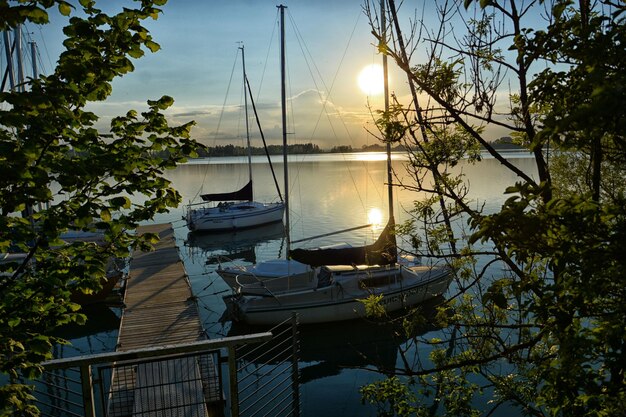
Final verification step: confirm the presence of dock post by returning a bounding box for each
[228,345,239,417]
[79,364,96,417]
[291,312,301,417]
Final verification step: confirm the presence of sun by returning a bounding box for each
[358,64,385,96]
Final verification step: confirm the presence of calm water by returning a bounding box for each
[61,151,538,416]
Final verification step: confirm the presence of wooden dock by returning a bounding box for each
[108,223,221,417]
[117,223,204,350]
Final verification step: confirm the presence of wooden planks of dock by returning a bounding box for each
[108,223,221,417]
[117,223,204,350]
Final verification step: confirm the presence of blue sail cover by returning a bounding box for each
[289,220,397,267]
[201,180,253,202]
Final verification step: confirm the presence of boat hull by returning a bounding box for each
[187,201,285,232]
[226,266,452,325]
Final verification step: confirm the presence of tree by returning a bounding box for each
[0,1,201,415]
[360,0,626,415]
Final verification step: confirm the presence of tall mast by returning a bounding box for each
[381,0,394,223]
[240,44,253,199]
[14,26,25,92]
[3,31,16,90]
[30,41,38,80]
[278,4,290,253]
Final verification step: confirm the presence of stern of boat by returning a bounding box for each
[184,204,192,229]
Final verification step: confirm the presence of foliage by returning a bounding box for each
[360,294,387,318]
[0,1,200,415]
[549,148,626,202]
[362,0,626,416]
[361,376,420,417]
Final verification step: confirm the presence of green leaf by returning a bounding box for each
[157,95,174,109]
[101,208,111,222]
[552,2,567,19]
[482,283,508,309]
[29,336,52,355]
[145,40,161,53]
[74,313,87,325]
[110,196,131,209]
[26,8,50,24]
[128,46,144,59]
[58,2,72,16]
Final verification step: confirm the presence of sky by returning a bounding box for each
[21,0,512,149]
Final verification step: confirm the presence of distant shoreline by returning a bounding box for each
[191,142,525,158]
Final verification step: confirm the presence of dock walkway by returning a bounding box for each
[108,223,220,417]
[118,223,203,350]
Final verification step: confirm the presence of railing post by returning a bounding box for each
[228,345,239,417]
[79,364,96,417]
[290,312,300,417]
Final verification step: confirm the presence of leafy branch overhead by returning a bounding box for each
[0,1,202,415]
[361,0,626,416]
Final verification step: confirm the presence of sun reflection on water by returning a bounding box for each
[367,208,384,229]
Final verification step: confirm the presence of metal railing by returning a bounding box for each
[232,316,300,417]
[100,350,222,417]
[29,318,300,417]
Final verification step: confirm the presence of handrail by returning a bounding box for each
[34,318,300,417]
[41,332,273,370]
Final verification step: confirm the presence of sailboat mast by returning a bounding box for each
[14,27,25,92]
[279,4,290,252]
[2,31,16,91]
[240,44,253,199]
[381,0,394,222]
[30,41,38,80]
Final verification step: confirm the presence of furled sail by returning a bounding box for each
[289,220,397,267]
[200,180,253,202]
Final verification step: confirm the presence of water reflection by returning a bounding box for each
[185,221,285,264]
[169,153,539,246]
[52,304,120,358]
[227,297,443,385]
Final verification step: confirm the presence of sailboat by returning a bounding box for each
[218,4,452,325]
[186,45,285,232]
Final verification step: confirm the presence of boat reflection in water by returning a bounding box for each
[226,296,444,385]
[185,221,285,265]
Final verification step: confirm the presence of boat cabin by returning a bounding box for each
[318,264,403,289]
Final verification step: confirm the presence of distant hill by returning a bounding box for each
[489,136,525,150]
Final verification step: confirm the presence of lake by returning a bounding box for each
[60,151,538,416]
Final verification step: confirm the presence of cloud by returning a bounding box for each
[171,110,212,117]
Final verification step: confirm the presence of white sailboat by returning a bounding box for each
[186,45,285,232]
[218,4,452,325]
